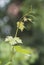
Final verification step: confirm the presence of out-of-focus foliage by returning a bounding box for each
[0,0,44,65]
[0,40,38,65]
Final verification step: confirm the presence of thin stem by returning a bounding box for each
[15,27,19,37]
[7,5,33,65]
[10,46,14,65]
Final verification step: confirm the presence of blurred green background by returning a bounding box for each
[0,0,44,65]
